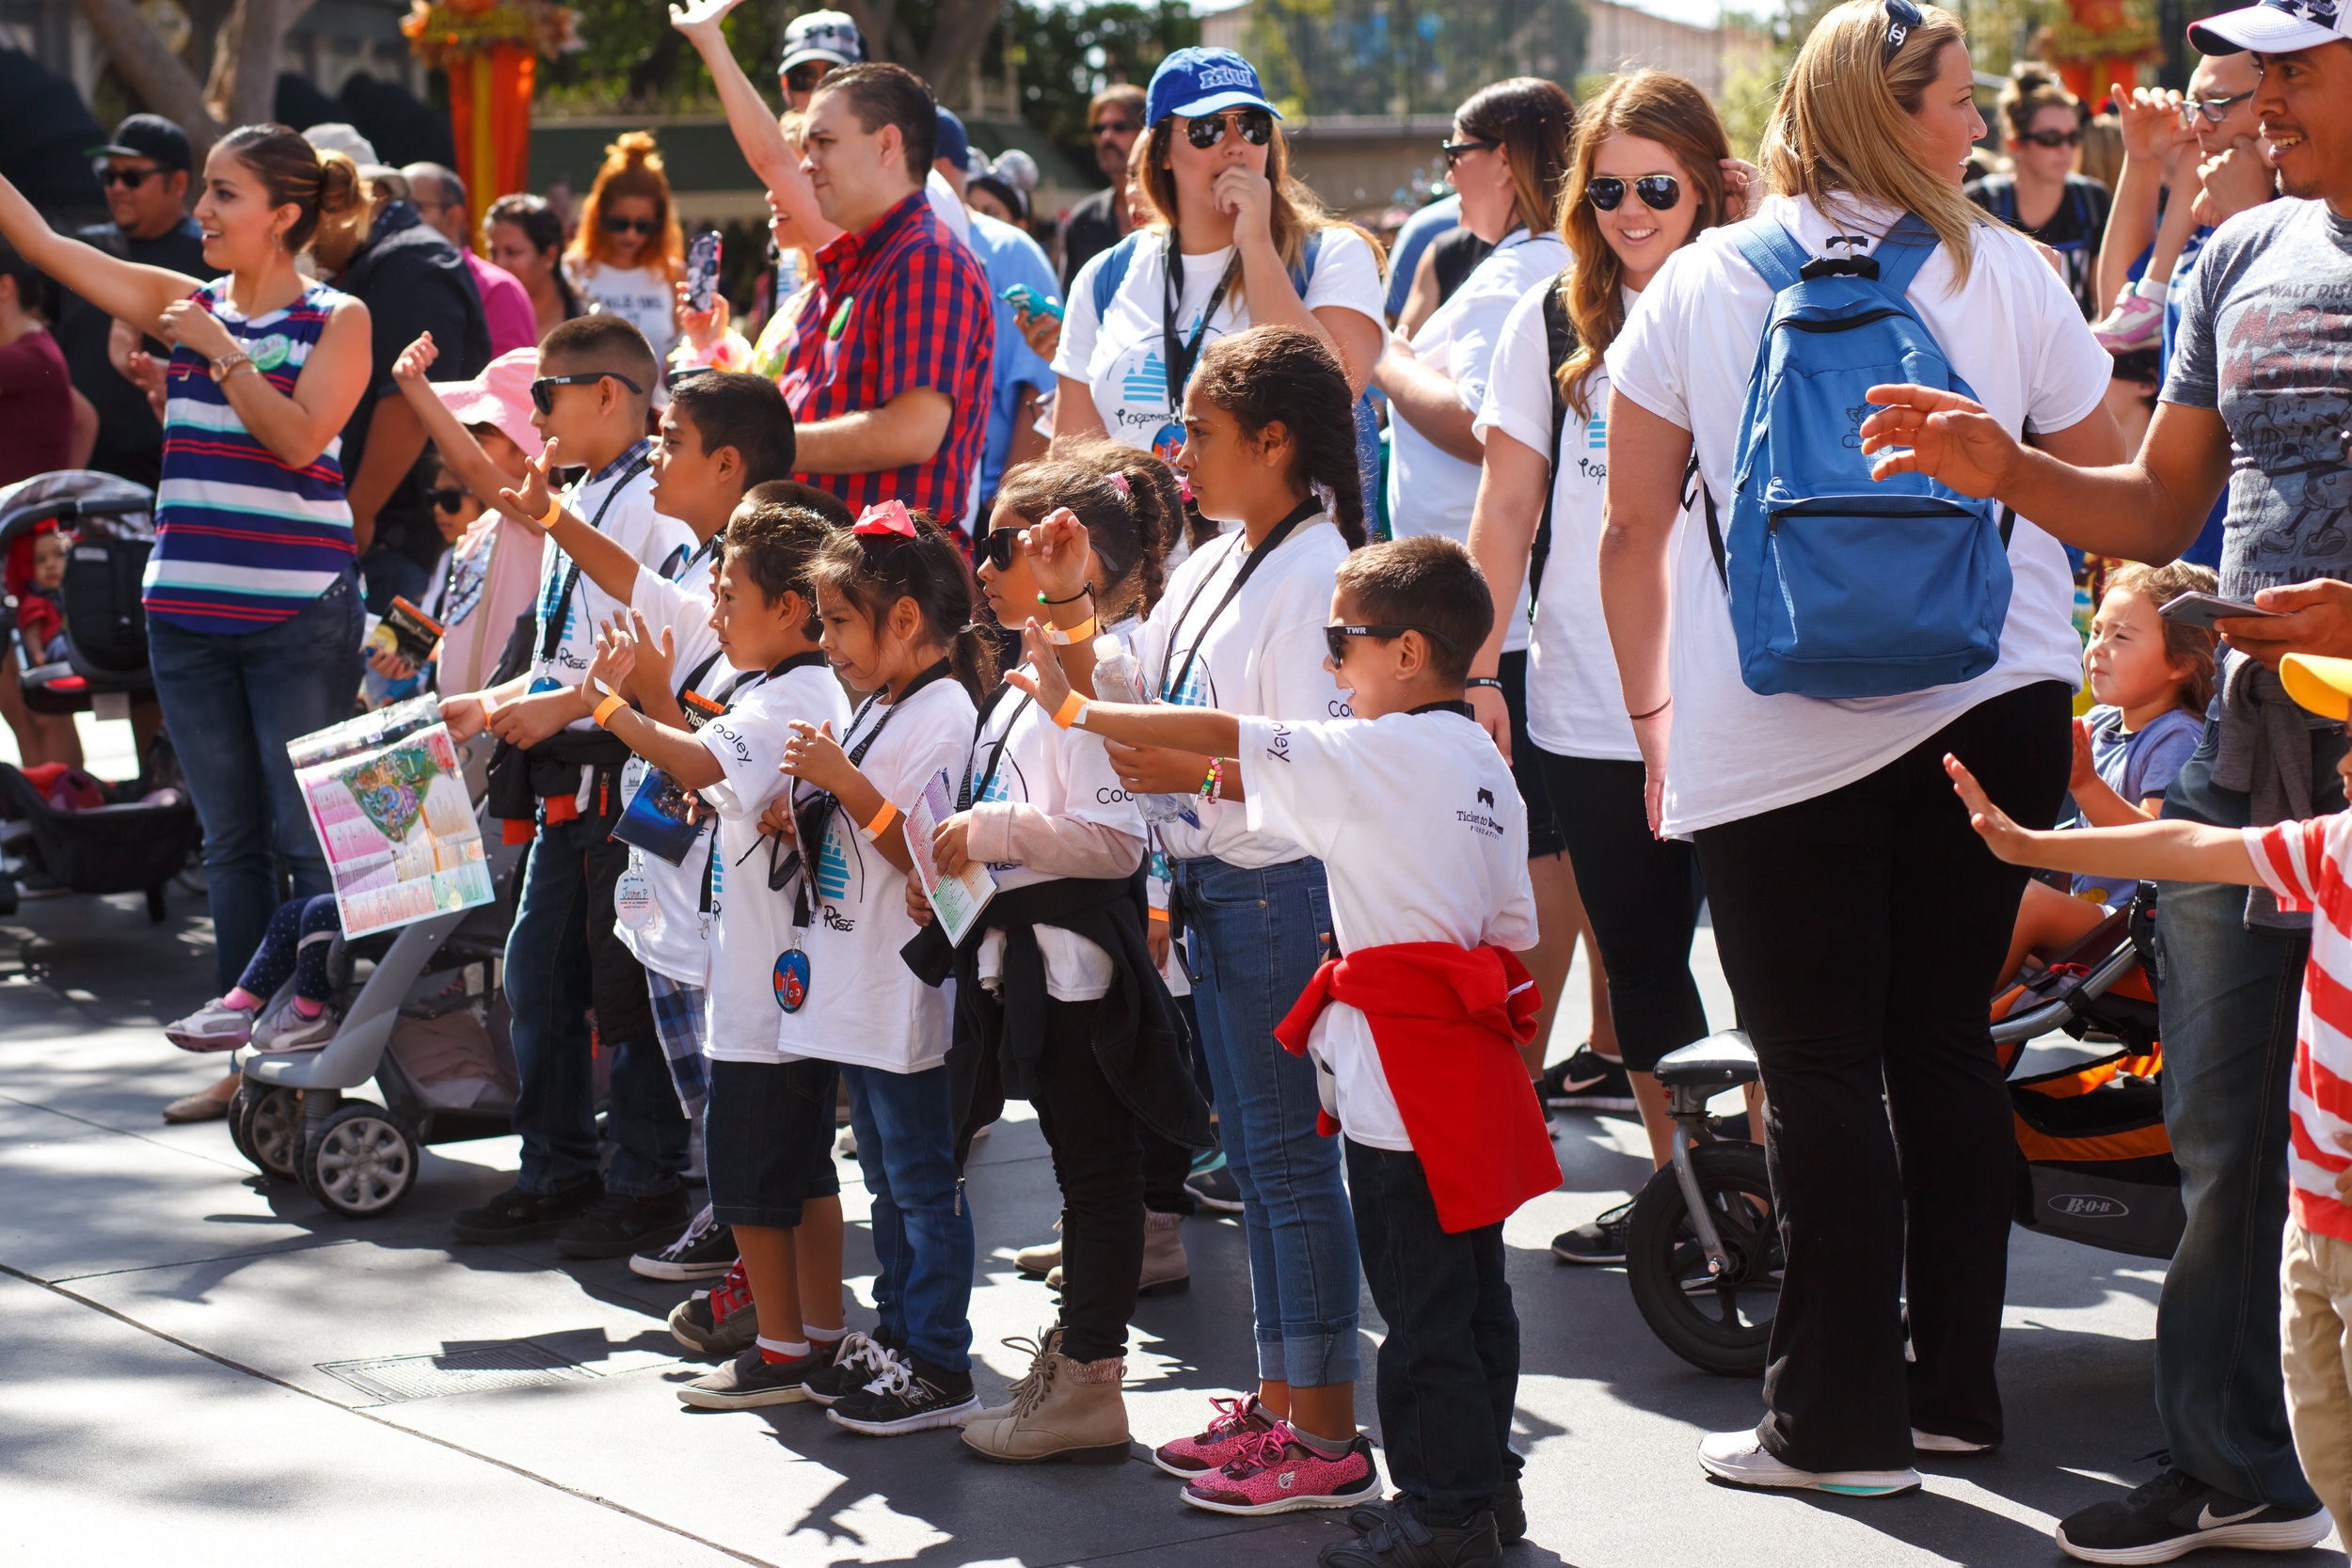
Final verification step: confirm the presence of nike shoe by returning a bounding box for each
[1538,1046,1637,1112]
[1180,1423,1380,1515]
[251,996,337,1052]
[2055,1467,2332,1563]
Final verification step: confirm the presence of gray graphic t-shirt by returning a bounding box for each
[2165,198,2352,600]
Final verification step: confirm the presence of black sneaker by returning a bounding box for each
[824,1348,980,1434]
[553,1187,691,1259]
[677,1342,828,1409]
[2055,1468,2331,1563]
[1319,1501,1502,1568]
[450,1180,602,1243]
[800,1329,902,1407]
[1185,1153,1245,1213]
[1493,1484,1525,1546]
[1539,1047,1637,1112]
[1549,1199,1634,1264]
[630,1203,738,1280]
[668,1269,757,1359]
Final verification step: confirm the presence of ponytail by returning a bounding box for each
[810,510,999,702]
[996,438,1184,621]
[1188,325,1367,549]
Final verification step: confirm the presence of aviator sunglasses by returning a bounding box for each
[1325,623,1462,665]
[1587,174,1681,213]
[1184,109,1274,150]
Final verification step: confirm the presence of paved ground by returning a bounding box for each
[3,717,2345,1566]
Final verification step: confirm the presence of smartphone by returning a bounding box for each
[1004,283,1064,321]
[687,231,722,314]
[2158,590,2279,630]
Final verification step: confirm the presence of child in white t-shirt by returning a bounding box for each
[1012,535,1554,1559]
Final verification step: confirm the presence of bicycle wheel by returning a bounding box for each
[1626,1141,1780,1377]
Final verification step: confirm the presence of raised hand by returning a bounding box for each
[1946,752,2039,864]
[392,331,439,385]
[2118,87,2197,166]
[1025,509,1094,606]
[586,616,641,699]
[2069,716,2097,795]
[674,278,731,356]
[1212,165,1275,248]
[2194,137,2277,228]
[498,436,563,528]
[2217,578,2352,668]
[1002,618,1073,714]
[780,719,853,793]
[1720,158,1764,223]
[668,0,748,40]
[624,608,676,700]
[1857,384,2020,498]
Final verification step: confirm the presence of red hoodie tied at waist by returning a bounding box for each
[1274,942,1560,1234]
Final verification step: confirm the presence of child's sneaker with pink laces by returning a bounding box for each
[1152,1392,1277,1477]
[2092,292,2163,352]
[1181,1422,1381,1515]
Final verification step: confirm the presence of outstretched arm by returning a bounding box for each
[581,621,723,787]
[1005,620,1243,756]
[1947,752,2256,885]
[495,436,659,607]
[670,0,840,249]
[392,332,523,505]
[0,171,198,332]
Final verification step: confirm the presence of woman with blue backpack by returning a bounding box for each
[1597,0,2123,1497]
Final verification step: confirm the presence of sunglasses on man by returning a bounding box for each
[1324,623,1461,666]
[96,164,163,189]
[1587,174,1681,213]
[601,214,661,237]
[530,371,645,415]
[1184,109,1274,150]
[785,62,833,94]
[1091,117,1139,139]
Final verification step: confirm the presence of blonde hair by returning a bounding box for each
[1556,71,1732,421]
[1137,112,1385,317]
[568,131,684,280]
[1761,0,1985,288]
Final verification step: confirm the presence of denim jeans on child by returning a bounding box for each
[1172,852,1359,1387]
[842,1061,975,1372]
[149,569,364,988]
[504,814,688,1198]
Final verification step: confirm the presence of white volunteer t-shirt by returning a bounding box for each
[1388,229,1568,657]
[1603,195,2108,835]
[1053,227,1384,464]
[1130,512,1353,866]
[776,674,977,1073]
[965,689,1145,1002]
[574,261,678,353]
[1474,277,1661,762]
[1237,709,1537,1151]
[694,661,852,1063]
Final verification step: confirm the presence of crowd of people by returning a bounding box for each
[4,0,2352,1562]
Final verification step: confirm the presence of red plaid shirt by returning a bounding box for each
[777,191,994,528]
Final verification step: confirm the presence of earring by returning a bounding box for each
[271,229,283,250]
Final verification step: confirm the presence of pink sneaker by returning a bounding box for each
[2092,292,2163,352]
[1151,1393,1277,1478]
[1179,1422,1381,1514]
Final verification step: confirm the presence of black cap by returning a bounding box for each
[87,114,192,174]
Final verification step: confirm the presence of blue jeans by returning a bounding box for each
[1173,853,1360,1387]
[504,816,687,1197]
[2153,877,2321,1511]
[148,572,364,990]
[842,1062,974,1372]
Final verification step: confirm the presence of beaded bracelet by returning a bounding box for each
[1199,757,1222,801]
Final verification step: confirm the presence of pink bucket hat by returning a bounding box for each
[439,348,545,457]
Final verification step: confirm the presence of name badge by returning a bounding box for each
[528,674,563,695]
[774,948,811,1013]
[613,865,655,929]
[621,756,648,799]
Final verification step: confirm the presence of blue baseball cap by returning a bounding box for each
[933,106,971,172]
[1145,47,1282,128]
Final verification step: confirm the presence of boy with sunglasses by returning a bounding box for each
[1010,534,1554,1568]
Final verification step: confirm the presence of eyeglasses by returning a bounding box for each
[601,214,660,237]
[1324,623,1462,665]
[1586,174,1681,212]
[1184,109,1274,150]
[427,485,469,512]
[785,62,833,93]
[530,371,646,414]
[1440,137,1500,168]
[98,166,160,189]
[977,525,1025,571]
[1882,0,1922,66]
[2019,127,2085,149]
[1091,118,1139,139]
[2192,87,2256,123]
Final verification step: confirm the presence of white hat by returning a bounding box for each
[302,121,380,166]
[780,10,864,73]
[2188,0,2352,55]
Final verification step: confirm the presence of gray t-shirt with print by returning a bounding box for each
[2164,198,2352,600]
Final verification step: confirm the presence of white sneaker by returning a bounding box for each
[1912,1428,1993,1453]
[252,997,337,1052]
[1699,1429,1921,1496]
[164,998,256,1053]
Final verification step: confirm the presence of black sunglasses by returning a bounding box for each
[98,166,162,189]
[1882,0,1922,65]
[601,214,660,237]
[2193,87,2256,123]
[1587,174,1681,212]
[2020,127,2085,149]
[977,526,1025,572]
[1440,137,1500,168]
[1091,117,1139,138]
[1184,109,1274,150]
[530,371,645,414]
[1325,623,1462,665]
[426,485,469,512]
[785,62,833,92]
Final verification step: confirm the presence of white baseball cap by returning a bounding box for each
[780,10,864,73]
[2188,0,2352,55]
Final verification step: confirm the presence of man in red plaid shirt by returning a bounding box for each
[779,62,993,532]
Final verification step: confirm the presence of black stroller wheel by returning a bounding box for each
[1626,1141,1781,1377]
[299,1102,419,1218]
[230,1083,302,1180]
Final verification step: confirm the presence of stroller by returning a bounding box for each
[1625,887,2182,1376]
[0,470,196,917]
[226,740,528,1218]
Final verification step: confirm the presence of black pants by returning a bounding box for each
[1693,680,2069,1472]
[1033,996,1148,1363]
[1539,751,1708,1072]
[1347,1139,1520,1526]
[1140,990,1201,1217]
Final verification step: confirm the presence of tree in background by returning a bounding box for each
[1234,0,1586,119]
[1003,0,1199,176]
[74,0,315,154]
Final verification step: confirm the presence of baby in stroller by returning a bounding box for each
[163,893,345,1056]
[1996,560,2216,990]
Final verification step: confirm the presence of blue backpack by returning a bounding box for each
[1705,213,2013,699]
[1091,230,1384,517]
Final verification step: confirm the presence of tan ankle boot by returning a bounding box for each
[1047,1212,1191,1298]
[961,1333,1130,1465]
[1014,1222,1061,1277]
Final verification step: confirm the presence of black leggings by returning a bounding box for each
[1033,996,1148,1364]
[1536,752,1707,1073]
[1693,680,2069,1473]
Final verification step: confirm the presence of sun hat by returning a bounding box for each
[1144,47,1283,129]
[438,348,545,458]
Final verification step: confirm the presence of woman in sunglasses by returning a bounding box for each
[1963,66,2112,318]
[565,132,685,355]
[1049,43,1386,564]
[1599,0,2122,1497]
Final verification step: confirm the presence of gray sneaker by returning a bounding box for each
[164,998,257,1053]
[678,1342,827,1409]
[252,996,337,1052]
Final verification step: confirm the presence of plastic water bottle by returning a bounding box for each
[1089,636,1190,825]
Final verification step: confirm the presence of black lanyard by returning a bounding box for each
[789,659,952,927]
[538,455,652,664]
[1409,699,1474,720]
[703,649,834,915]
[958,683,1034,812]
[1156,498,1319,704]
[1161,232,1242,415]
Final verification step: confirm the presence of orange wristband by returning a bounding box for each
[861,800,899,842]
[1149,908,1170,924]
[1051,690,1089,730]
[592,692,628,728]
[1044,614,1099,646]
[537,494,563,531]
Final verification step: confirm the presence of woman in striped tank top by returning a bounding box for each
[0,124,374,1000]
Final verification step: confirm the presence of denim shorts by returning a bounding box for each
[707,1057,842,1228]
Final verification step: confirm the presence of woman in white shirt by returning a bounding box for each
[1599,1,2122,1495]
[564,132,684,356]
[1467,71,1750,1267]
